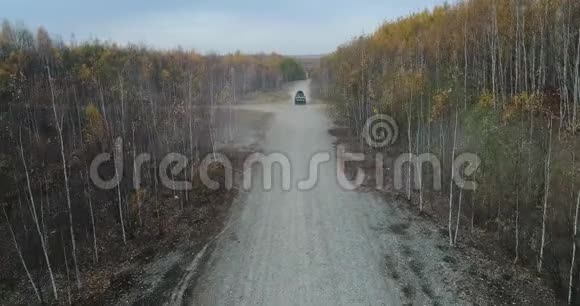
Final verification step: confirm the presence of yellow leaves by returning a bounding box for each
[385,68,427,108]
[161,69,171,81]
[400,70,425,94]
[431,88,452,121]
[190,52,202,63]
[84,104,102,127]
[370,2,454,55]
[52,49,63,66]
[226,50,248,66]
[83,104,108,153]
[78,64,93,82]
[381,86,394,109]
[264,55,283,71]
[478,90,494,109]
[502,92,540,122]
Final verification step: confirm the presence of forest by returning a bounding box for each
[312,0,580,303]
[0,21,305,303]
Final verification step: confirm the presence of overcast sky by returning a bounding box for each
[2,0,445,55]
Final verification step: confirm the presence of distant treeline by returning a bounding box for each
[312,0,580,302]
[279,57,307,82]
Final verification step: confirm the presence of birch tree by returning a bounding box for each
[19,131,58,300]
[538,119,553,274]
[568,190,580,304]
[47,65,81,288]
[449,106,459,246]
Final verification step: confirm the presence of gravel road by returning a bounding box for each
[171,80,469,306]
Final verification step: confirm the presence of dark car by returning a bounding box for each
[295,90,306,105]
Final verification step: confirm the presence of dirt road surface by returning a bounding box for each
[169,80,469,305]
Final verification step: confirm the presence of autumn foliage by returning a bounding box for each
[0,21,295,303]
[313,0,580,302]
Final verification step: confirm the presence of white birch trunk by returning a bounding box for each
[568,190,580,304]
[47,66,81,288]
[19,132,58,299]
[538,120,553,273]
[449,106,459,246]
[454,188,463,244]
